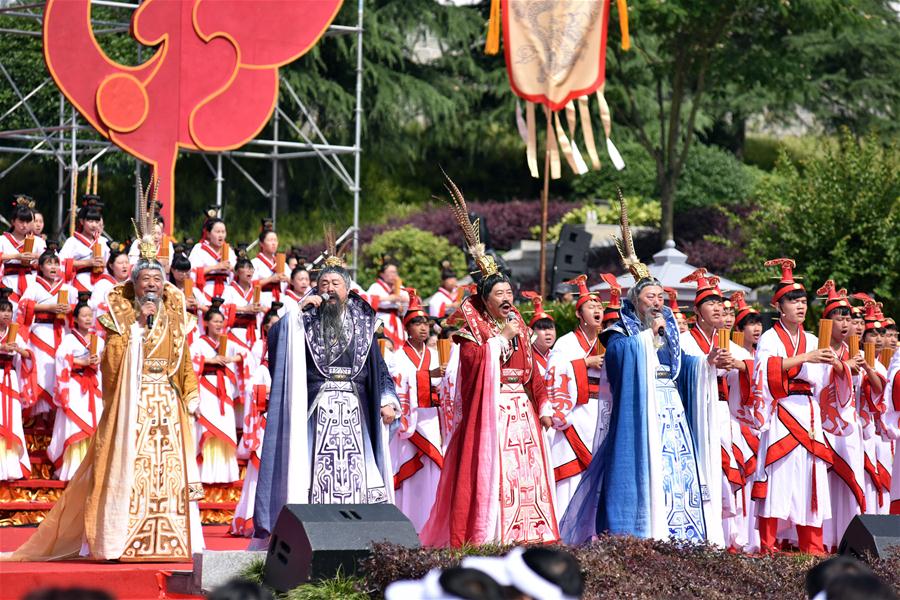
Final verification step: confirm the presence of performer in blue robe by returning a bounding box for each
[253,255,400,541]
[560,195,719,545]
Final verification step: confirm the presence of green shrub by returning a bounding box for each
[359,225,467,294]
[532,195,660,242]
[569,140,658,201]
[675,143,762,211]
[517,299,578,335]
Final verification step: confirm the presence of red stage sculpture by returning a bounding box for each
[43,0,344,232]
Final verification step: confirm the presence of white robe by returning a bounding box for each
[48,332,105,481]
[222,281,260,351]
[0,328,31,480]
[389,343,443,532]
[679,327,730,546]
[882,351,900,515]
[427,287,456,318]
[58,232,109,293]
[250,253,286,309]
[0,232,45,299]
[752,324,852,528]
[542,329,608,517]
[231,355,270,537]
[20,277,77,416]
[188,241,236,298]
[366,279,408,347]
[191,335,242,483]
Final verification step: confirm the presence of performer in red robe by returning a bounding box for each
[421,174,557,547]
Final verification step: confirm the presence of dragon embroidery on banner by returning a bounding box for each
[43,0,343,232]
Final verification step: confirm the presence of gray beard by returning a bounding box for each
[320,299,348,360]
[639,308,660,332]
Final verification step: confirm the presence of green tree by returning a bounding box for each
[359,225,466,294]
[604,0,873,244]
[736,131,900,313]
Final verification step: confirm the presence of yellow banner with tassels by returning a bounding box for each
[486,0,629,179]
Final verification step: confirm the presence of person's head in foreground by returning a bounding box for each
[805,556,896,600]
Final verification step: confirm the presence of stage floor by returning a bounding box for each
[0,525,251,600]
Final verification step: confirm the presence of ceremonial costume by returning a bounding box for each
[223,280,260,350]
[561,195,711,545]
[750,260,852,554]
[58,232,109,294]
[5,188,204,561]
[19,275,77,416]
[251,252,285,307]
[884,350,900,514]
[47,331,105,481]
[421,175,557,547]
[366,278,408,348]
[191,334,242,484]
[88,273,120,323]
[0,326,32,481]
[253,266,399,540]
[678,271,735,546]
[542,279,608,517]
[390,337,443,530]
[852,296,890,515]
[0,232,45,300]
[428,287,457,319]
[231,346,270,537]
[816,283,866,551]
[189,241,236,298]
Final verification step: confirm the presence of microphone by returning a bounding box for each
[303,292,330,311]
[507,311,518,351]
[143,293,158,329]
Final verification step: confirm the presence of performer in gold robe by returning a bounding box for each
[4,177,202,562]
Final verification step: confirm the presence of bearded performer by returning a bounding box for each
[4,177,203,561]
[542,275,608,518]
[420,175,557,548]
[390,290,443,532]
[560,192,718,546]
[252,237,400,542]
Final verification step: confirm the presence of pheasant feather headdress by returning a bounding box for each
[611,188,655,285]
[132,172,160,262]
[438,169,499,280]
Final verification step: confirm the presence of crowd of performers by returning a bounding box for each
[1,191,899,557]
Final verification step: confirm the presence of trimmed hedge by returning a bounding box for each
[359,536,900,599]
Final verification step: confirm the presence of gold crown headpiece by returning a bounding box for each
[611,188,652,282]
[437,169,499,281]
[132,172,160,261]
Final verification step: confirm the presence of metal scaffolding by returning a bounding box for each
[0,0,365,271]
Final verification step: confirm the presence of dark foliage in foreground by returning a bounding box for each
[359,535,900,600]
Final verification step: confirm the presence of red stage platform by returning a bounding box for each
[0,525,250,600]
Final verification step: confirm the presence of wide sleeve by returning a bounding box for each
[527,354,549,415]
[177,339,200,413]
[100,331,128,407]
[543,350,577,426]
[559,331,653,544]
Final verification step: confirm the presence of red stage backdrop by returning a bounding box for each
[43,0,344,232]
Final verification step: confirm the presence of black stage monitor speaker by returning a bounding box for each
[551,224,591,291]
[838,514,900,559]
[263,503,421,591]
